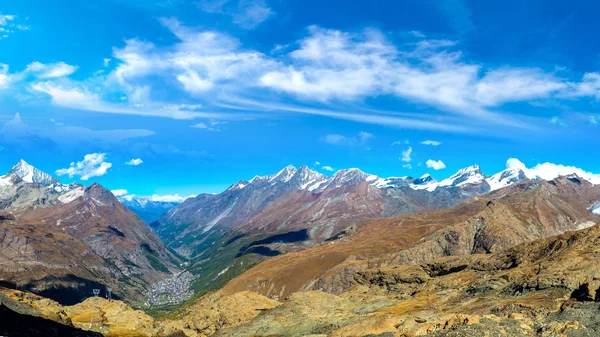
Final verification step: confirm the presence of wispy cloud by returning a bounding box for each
[0,14,28,39]
[322,165,335,171]
[322,131,375,146]
[196,0,273,29]
[6,19,600,134]
[401,146,412,162]
[26,62,78,79]
[191,120,224,131]
[56,153,112,180]
[421,140,442,146]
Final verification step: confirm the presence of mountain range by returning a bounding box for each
[148,162,551,295]
[0,160,181,304]
[2,159,600,336]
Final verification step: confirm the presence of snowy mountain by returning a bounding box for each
[9,159,60,186]
[7,159,77,193]
[154,163,522,256]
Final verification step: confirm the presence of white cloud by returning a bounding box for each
[192,122,208,129]
[506,158,527,171]
[426,159,446,170]
[26,62,77,78]
[322,165,335,171]
[31,82,102,110]
[421,140,442,146]
[401,146,412,162]
[402,164,412,169]
[257,26,592,128]
[314,161,320,165]
[0,64,10,89]
[0,14,15,26]
[56,153,112,180]
[506,158,600,184]
[111,189,129,197]
[125,158,143,166]
[14,21,600,133]
[103,58,111,67]
[191,120,222,131]
[260,26,392,102]
[233,0,273,29]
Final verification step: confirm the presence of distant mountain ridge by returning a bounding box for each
[117,195,188,224]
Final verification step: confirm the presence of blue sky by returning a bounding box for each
[1,0,600,196]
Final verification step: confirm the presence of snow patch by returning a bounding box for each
[57,187,84,204]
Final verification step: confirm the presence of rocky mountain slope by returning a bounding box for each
[222,175,600,299]
[152,163,540,295]
[0,160,181,304]
[155,175,600,337]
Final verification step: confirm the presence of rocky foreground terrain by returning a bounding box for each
[7,221,600,336]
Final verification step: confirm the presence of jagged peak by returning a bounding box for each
[333,168,367,176]
[9,159,60,186]
[269,165,297,183]
[453,164,482,175]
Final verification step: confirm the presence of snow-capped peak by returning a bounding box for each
[291,165,328,190]
[438,165,485,187]
[486,167,527,191]
[269,165,297,183]
[9,159,60,186]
